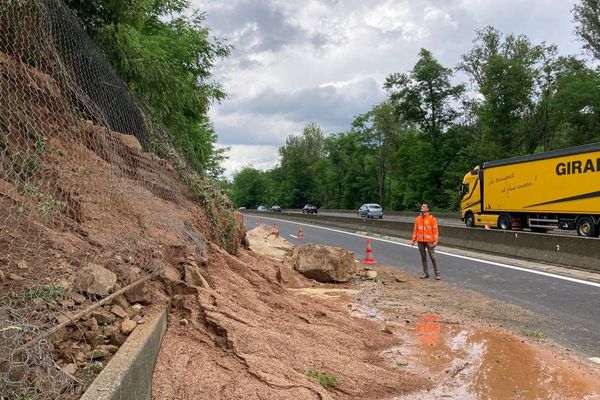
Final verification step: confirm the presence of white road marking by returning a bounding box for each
[289,234,298,238]
[244,215,600,288]
[588,357,600,365]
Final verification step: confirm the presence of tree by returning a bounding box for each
[278,122,326,207]
[231,167,270,208]
[458,27,552,160]
[573,0,600,60]
[65,0,231,176]
[384,48,464,146]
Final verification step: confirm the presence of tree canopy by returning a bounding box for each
[65,0,231,176]
[230,22,600,212]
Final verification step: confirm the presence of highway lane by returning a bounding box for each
[245,214,600,360]
[277,210,582,237]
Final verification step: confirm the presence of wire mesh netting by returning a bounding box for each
[0,0,238,398]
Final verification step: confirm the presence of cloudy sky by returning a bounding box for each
[190,0,586,178]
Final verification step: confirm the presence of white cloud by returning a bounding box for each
[219,144,280,179]
[190,0,584,178]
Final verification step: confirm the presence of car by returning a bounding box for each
[358,203,383,219]
[257,205,268,212]
[302,204,318,214]
[238,206,247,211]
[271,205,282,212]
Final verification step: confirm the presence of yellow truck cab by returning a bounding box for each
[459,143,600,237]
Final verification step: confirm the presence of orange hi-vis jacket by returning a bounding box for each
[412,213,439,243]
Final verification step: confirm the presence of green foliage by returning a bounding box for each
[231,27,600,214]
[27,285,66,303]
[66,0,230,177]
[573,0,600,61]
[306,369,337,389]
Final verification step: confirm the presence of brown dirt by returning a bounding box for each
[152,248,431,399]
[153,254,600,399]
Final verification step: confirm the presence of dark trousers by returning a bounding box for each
[417,242,440,275]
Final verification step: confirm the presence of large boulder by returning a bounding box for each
[246,224,294,261]
[287,244,357,283]
[73,264,117,297]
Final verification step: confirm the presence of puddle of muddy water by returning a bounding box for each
[290,289,600,399]
[383,314,600,400]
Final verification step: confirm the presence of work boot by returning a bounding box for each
[435,274,441,280]
[419,273,429,279]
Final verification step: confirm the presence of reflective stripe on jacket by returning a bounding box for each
[412,213,438,243]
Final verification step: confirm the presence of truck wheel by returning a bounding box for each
[498,213,512,230]
[576,216,597,237]
[465,213,475,228]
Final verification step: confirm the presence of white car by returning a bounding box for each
[358,203,383,219]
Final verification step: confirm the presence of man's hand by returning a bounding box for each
[411,241,416,246]
[433,241,438,247]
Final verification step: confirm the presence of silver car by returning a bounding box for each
[358,203,383,219]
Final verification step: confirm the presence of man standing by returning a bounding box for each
[412,203,441,280]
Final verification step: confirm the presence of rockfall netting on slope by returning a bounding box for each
[0,1,241,398]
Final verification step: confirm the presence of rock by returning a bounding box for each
[246,225,294,261]
[58,299,75,308]
[0,178,25,202]
[131,303,143,311]
[276,264,306,288]
[16,260,28,270]
[56,315,71,325]
[114,265,141,285]
[179,318,189,326]
[395,275,408,283]
[90,310,116,325]
[0,270,5,282]
[71,292,86,304]
[64,363,77,376]
[383,325,395,334]
[110,305,128,319]
[109,332,127,346]
[85,317,99,331]
[124,255,135,265]
[121,319,137,335]
[8,273,24,281]
[111,294,129,309]
[132,315,143,323]
[124,284,151,305]
[75,352,85,363]
[128,303,143,318]
[365,270,378,280]
[116,133,142,153]
[73,264,117,297]
[136,319,145,325]
[290,244,358,283]
[161,265,181,283]
[89,345,118,359]
[184,264,208,288]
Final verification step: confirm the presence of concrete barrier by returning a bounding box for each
[246,211,600,272]
[285,209,459,219]
[81,306,168,400]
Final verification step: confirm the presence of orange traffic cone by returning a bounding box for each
[274,223,279,237]
[297,225,304,239]
[363,239,377,264]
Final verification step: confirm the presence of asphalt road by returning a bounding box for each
[282,210,583,237]
[244,214,600,361]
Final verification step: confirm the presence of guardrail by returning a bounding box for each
[281,209,460,219]
[245,211,599,272]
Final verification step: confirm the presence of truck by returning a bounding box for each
[459,142,600,237]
